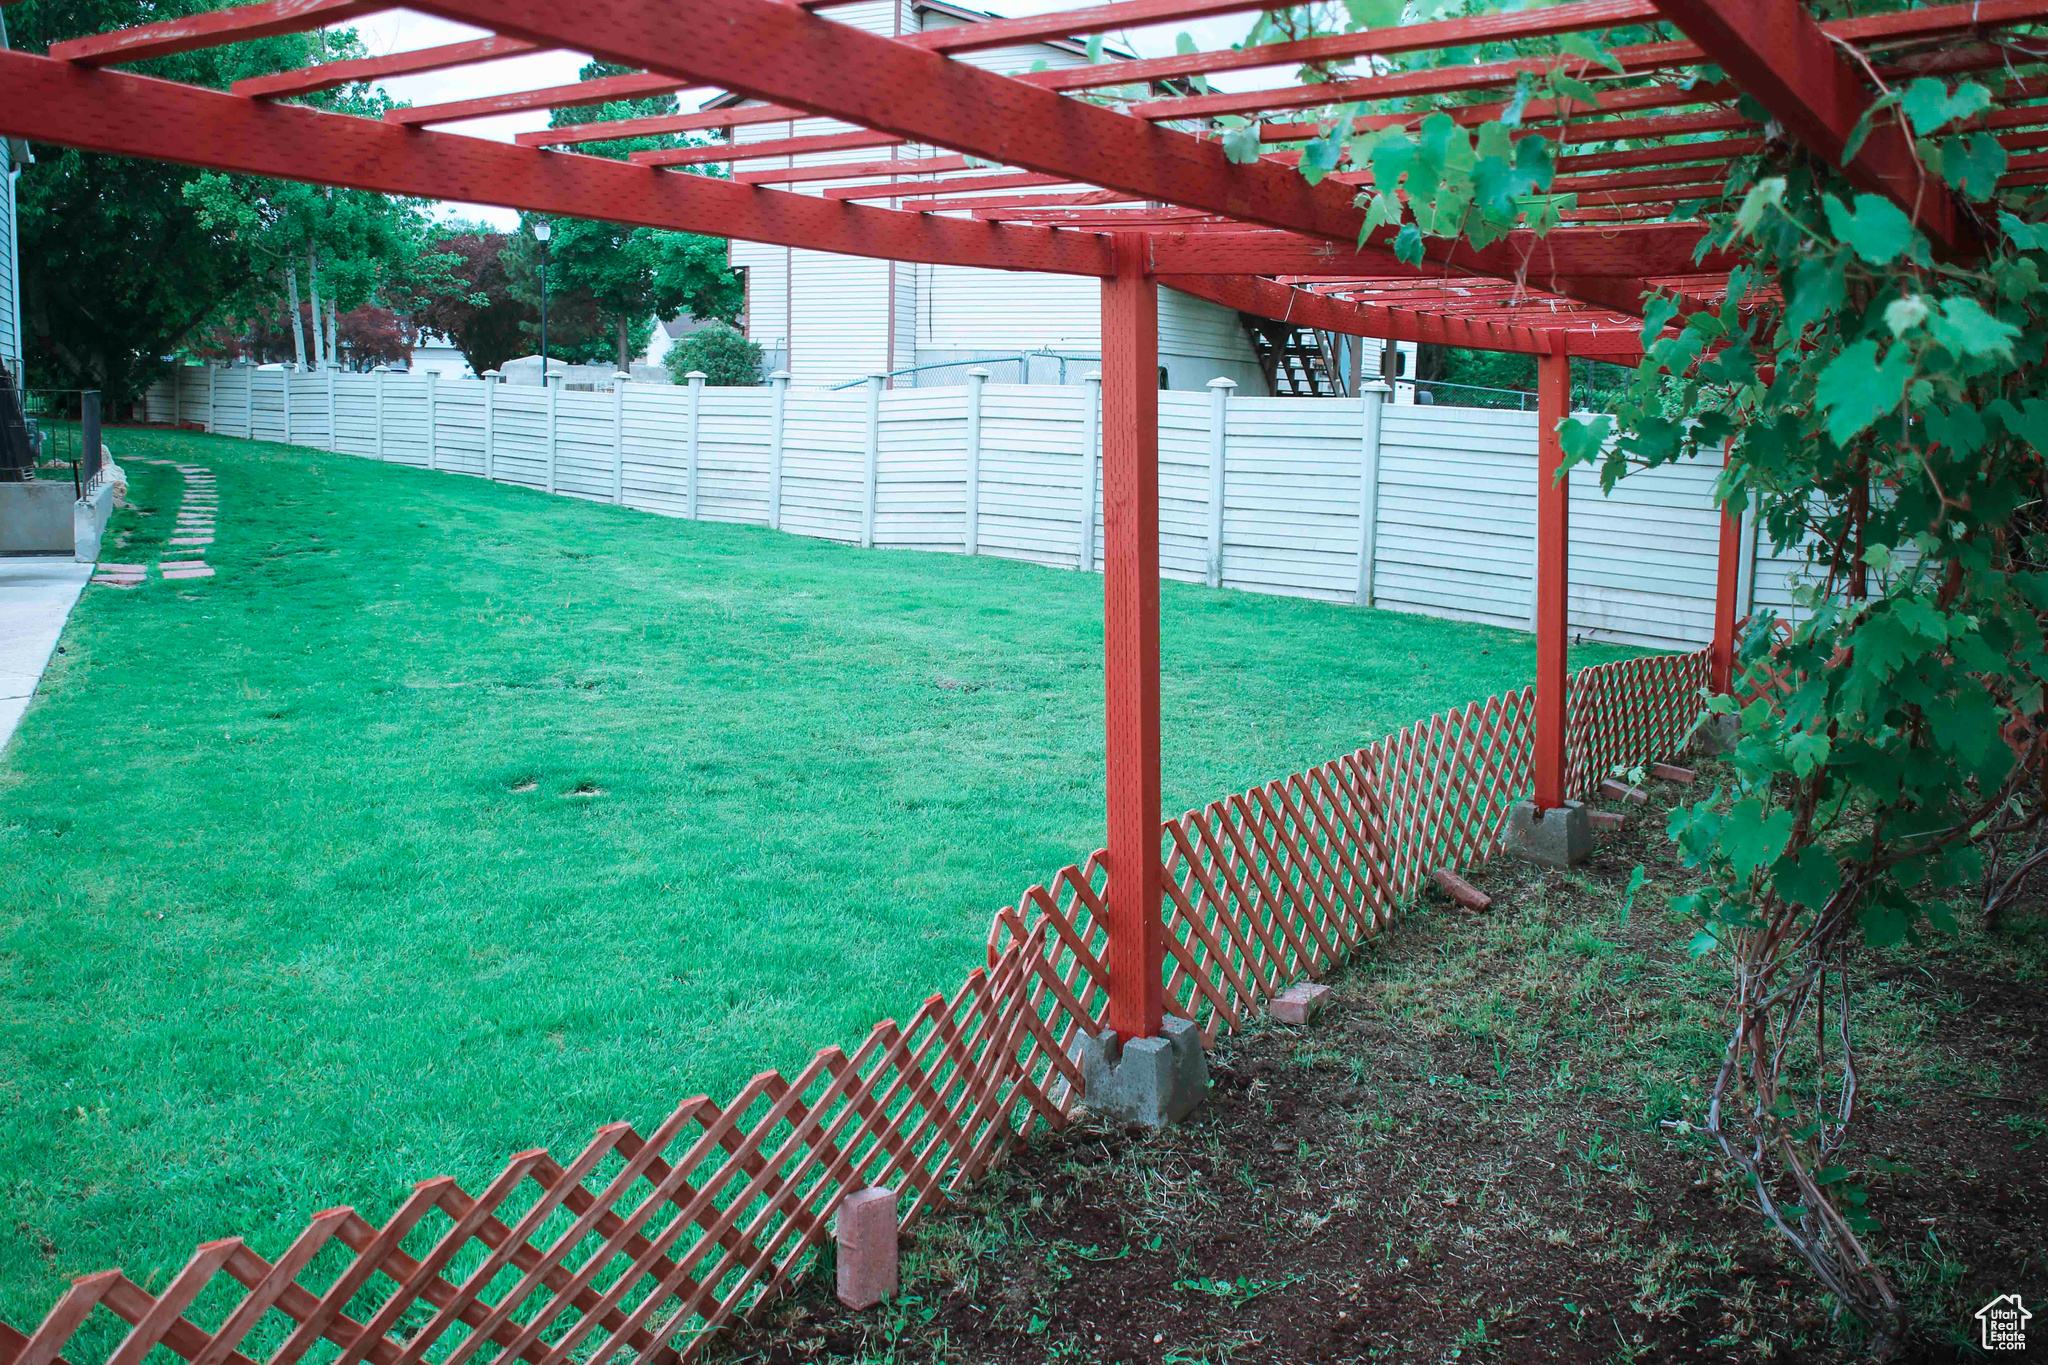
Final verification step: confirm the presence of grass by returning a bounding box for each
[0,426,1636,1339]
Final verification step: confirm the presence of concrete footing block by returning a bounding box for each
[1268,982,1330,1025]
[1504,799,1592,868]
[834,1186,898,1309]
[1430,868,1492,912]
[1071,1016,1208,1129]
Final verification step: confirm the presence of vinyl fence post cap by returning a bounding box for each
[1083,370,1102,382]
[965,367,990,378]
[685,370,708,381]
[1362,380,1394,396]
[1207,376,1237,390]
[612,371,633,381]
[769,370,792,383]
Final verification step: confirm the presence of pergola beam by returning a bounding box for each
[233,35,543,100]
[1651,0,1975,253]
[388,72,704,127]
[404,0,1373,248]
[1167,274,1647,357]
[0,49,1113,278]
[49,0,382,66]
[1147,224,1725,283]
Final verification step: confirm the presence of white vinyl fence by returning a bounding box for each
[144,365,1804,652]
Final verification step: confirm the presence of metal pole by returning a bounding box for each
[768,370,790,530]
[1356,380,1390,607]
[964,366,987,555]
[1078,370,1100,572]
[1204,376,1233,589]
[1533,349,1570,812]
[685,369,705,518]
[1100,232,1164,1043]
[862,372,883,549]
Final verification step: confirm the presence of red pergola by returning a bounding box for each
[0,0,2034,1044]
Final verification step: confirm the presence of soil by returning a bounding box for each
[709,767,2048,1364]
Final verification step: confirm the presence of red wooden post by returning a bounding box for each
[1711,502,1742,694]
[1533,348,1570,812]
[1101,232,1165,1042]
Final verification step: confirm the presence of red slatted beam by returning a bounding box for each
[232,36,540,100]
[403,0,1372,248]
[914,0,1267,53]
[387,72,704,127]
[0,49,1112,278]
[630,130,906,167]
[1134,41,1710,122]
[1165,271,1560,355]
[870,173,1072,204]
[1031,0,1662,91]
[50,0,383,66]
[731,154,966,186]
[1054,0,2047,93]
[1100,231,1165,1043]
[1147,223,1727,282]
[1650,0,1975,254]
[1558,136,1763,173]
[521,102,810,147]
[1533,348,1571,812]
[1177,0,2048,124]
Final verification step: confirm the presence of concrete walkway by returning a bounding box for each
[0,556,92,752]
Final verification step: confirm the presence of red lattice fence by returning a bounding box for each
[3,649,1710,1365]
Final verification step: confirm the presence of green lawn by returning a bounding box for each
[0,426,1635,1338]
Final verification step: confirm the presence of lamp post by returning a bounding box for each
[534,218,552,385]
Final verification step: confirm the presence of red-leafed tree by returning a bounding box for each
[410,231,536,375]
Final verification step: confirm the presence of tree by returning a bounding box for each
[497,63,745,371]
[410,231,536,375]
[6,0,366,400]
[663,322,764,386]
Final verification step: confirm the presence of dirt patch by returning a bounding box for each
[710,768,2048,1363]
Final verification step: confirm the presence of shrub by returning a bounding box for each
[664,321,765,386]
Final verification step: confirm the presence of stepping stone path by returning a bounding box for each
[92,460,221,588]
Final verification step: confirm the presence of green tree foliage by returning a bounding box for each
[5,0,368,399]
[503,64,744,370]
[663,322,764,387]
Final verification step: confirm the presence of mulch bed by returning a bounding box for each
[710,779,2048,1364]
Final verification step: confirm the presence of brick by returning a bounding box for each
[835,1186,898,1309]
[161,566,217,580]
[1598,777,1649,805]
[169,538,215,546]
[1649,762,1696,785]
[1588,809,1626,834]
[1430,867,1492,912]
[95,563,145,574]
[91,576,140,589]
[1268,981,1330,1026]
[160,559,207,570]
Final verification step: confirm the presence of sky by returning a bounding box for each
[345,3,1276,228]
